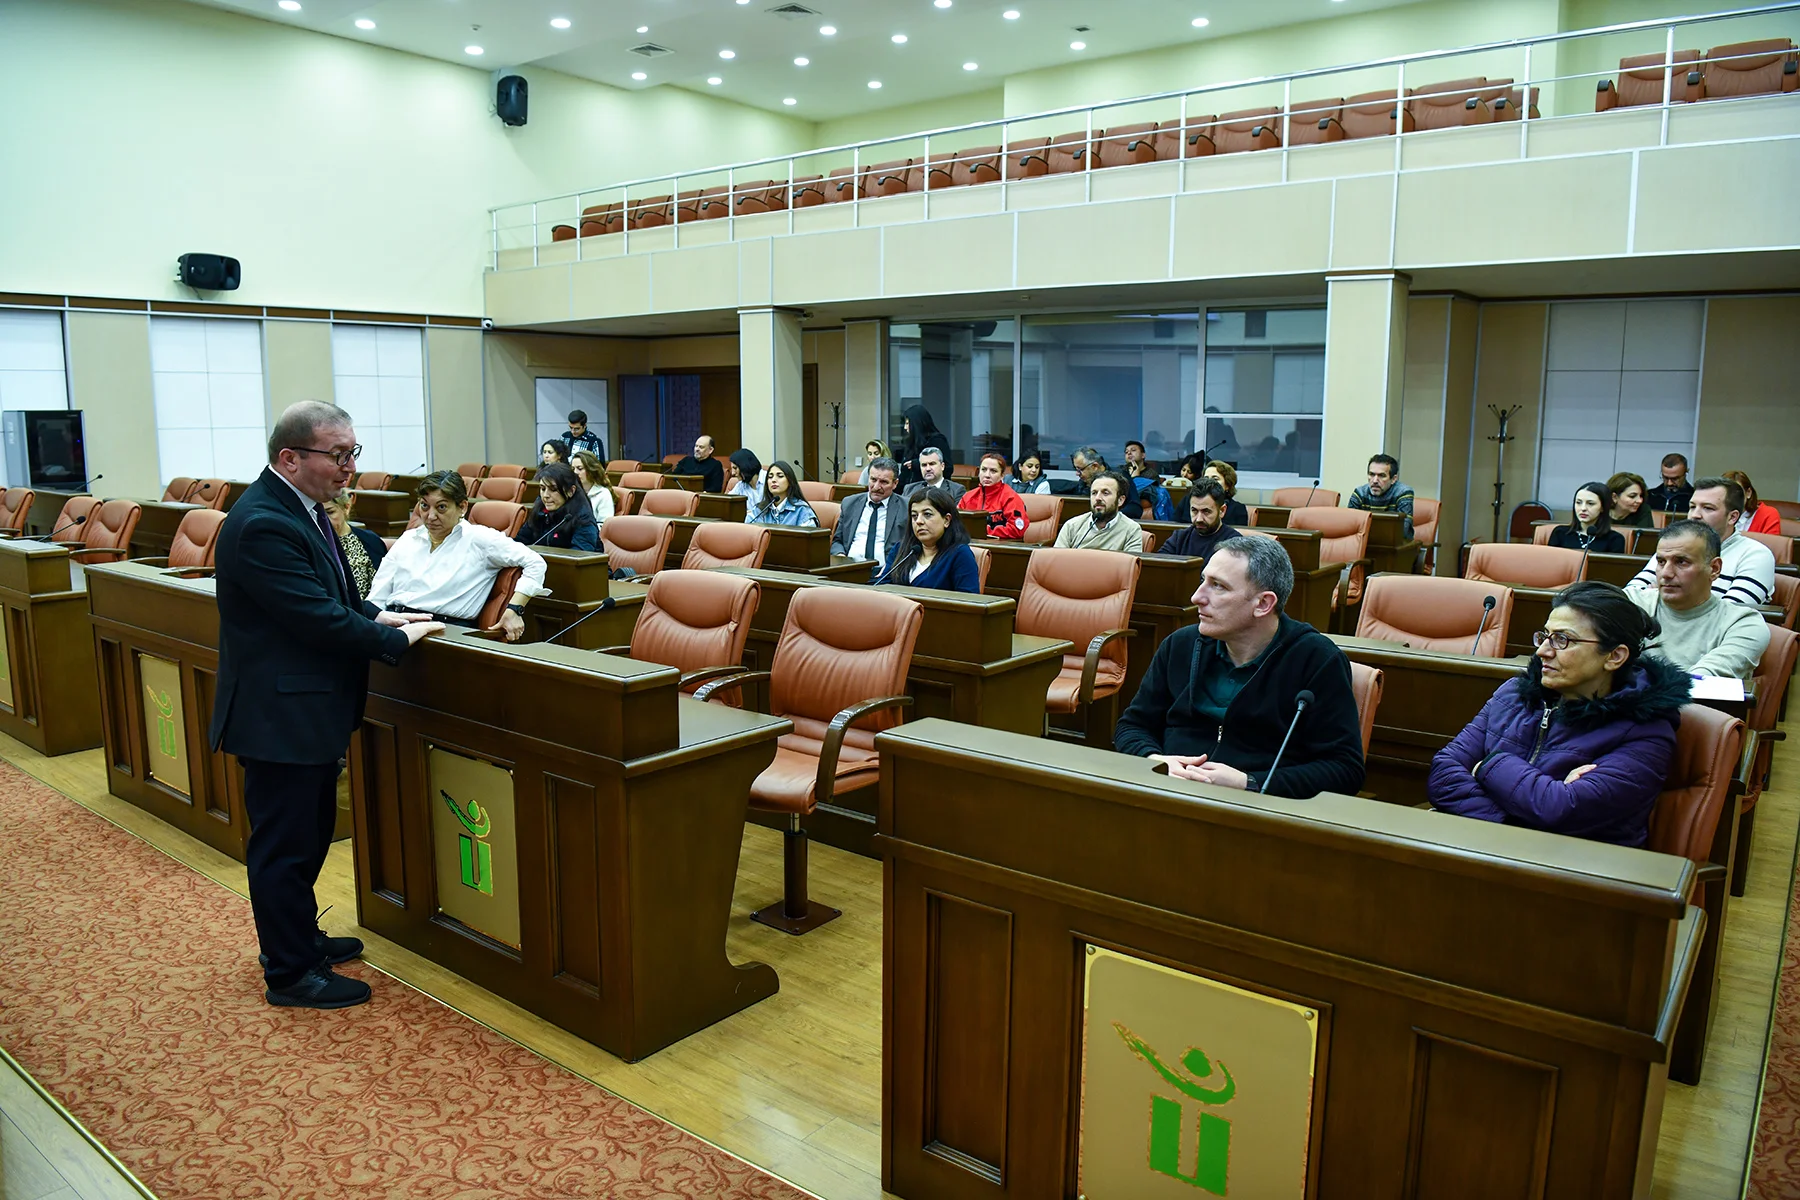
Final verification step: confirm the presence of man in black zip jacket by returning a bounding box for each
[1115,536,1365,798]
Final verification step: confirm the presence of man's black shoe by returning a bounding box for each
[259,931,364,970]
[265,966,372,1009]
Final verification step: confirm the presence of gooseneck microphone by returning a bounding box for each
[40,513,88,542]
[520,507,573,546]
[1469,595,1498,655]
[548,596,618,644]
[67,473,105,492]
[179,479,213,504]
[1301,478,1320,509]
[1261,689,1314,795]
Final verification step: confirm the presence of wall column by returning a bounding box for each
[739,308,805,467]
[843,318,888,464]
[1321,272,1410,501]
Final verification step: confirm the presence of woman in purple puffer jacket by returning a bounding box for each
[1429,581,1690,848]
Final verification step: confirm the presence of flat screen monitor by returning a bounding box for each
[23,411,87,490]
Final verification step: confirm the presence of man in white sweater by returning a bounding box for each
[1630,520,1770,679]
[1626,476,1775,608]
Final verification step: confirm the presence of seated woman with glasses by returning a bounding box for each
[366,470,548,641]
[518,462,600,550]
[875,486,980,593]
[747,460,817,527]
[1426,581,1688,848]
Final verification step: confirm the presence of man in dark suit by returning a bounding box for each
[211,401,444,1009]
[832,456,906,582]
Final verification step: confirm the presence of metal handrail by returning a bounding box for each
[489,1,1799,215]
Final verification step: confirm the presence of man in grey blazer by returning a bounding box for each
[832,456,906,581]
[903,447,966,504]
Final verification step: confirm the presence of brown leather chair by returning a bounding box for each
[791,175,829,207]
[1412,497,1440,547]
[1769,499,1800,522]
[928,145,1003,187]
[1647,702,1746,1085]
[487,463,531,481]
[1530,522,1557,546]
[1290,97,1346,145]
[661,453,685,467]
[639,489,697,518]
[629,195,673,229]
[1020,492,1062,544]
[456,462,488,479]
[619,471,664,490]
[65,499,141,564]
[0,487,34,535]
[610,486,638,517]
[476,476,527,504]
[824,165,863,202]
[1152,116,1218,159]
[1356,575,1514,657]
[1004,136,1052,179]
[1465,542,1586,589]
[160,476,199,503]
[475,566,525,633]
[682,522,771,570]
[1411,77,1493,129]
[357,471,394,491]
[190,479,229,510]
[798,480,834,503]
[1020,132,1089,175]
[839,469,863,485]
[551,223,577,242]
[606,459,641,475]
[467,501,528,538]
[1744,530,1793,566]
[732,179,788,215]
[1733,624,1797,896]
[51,494,101,540]
[1340,89,1414,138]
[1699,39,1799,100]
[1210,107,1282,153]
[1349,662,1383,757]
[811,500,840,540]
[1771,572,1800,630]
[863,158,919,197]
[971,546,992,594]
[1597,50,1703,110]
[1288,507,1372,615]
[1782,519,1800,540]
[601,515,674,576]
[1015,548,1141,745]
[1508,500,1552,540]
[164,508,228,570]
[698,588,923,934]
[461,476,483,499]
[597,570,761,703]
[1490,84,1540,120]
[1269,486,1340,508]
[1091,123,1158,169]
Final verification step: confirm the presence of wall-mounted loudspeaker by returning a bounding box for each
[496,75,528,126]
[176,253,241,291]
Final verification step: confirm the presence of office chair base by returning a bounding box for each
[751,899,841,935]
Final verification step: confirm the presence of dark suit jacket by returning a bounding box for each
[209,468,409,765]
[830,491,907,562]
[674,455,726,493]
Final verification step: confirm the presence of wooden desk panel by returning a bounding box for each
[0,541,101,756]
[525,548,631,650]
[761,526,832,572]
[1366,511,1422,576]
[349,489,416,538]
[1587,552,1649,589]
[127,500,205,559]
[1504,588,1559,658]
[879,720,1699,1200]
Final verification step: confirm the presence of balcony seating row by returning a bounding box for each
[1597,39,1798,110]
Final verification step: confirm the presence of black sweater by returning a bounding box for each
[1546,524,1625,554]
[1114,614,1366,799]
[1157,524,1240,562]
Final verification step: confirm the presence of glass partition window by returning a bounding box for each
[1202,308,1326,484]
[887,321,1015,469]
[1019,314,1198,473]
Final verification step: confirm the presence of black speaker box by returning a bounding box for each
[177,253,241,291]
[496,75,528,126]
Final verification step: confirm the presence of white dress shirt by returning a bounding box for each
[367,521,549,620]
[847,496,893,568]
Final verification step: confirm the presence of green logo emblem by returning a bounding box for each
[145,684,177,758]
[1115,1021,1235,1194]
[439,789,494,895]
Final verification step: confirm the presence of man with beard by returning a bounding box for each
[1054,469,1144,553]
[1157,479,1240,563]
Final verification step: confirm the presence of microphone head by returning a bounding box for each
[74,514,87,525]
[1295,689,1315,707]
[1312,478,1320,486]
[1482,595,1497,610]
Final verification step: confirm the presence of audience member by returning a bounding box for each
[367,470,547,641]
[1115,537,1364,798]
[832,456,905,576]
[1054,470,1144,552]
[1605,472,1650,528]
[540,440,569,466]
[1427,581,1686,848]
[672,434,727,493]
[1128,471,1175,522]
[726,448,764,505]
[898,405,949,488]
[876,488,981,593]
[748,461,818,527]
[1546,481,1625,553]
[1008,450,1052,495]
[959,453,1027,540]
[1124,441,1156,478]
[1723,469,1784,535]
[1071,447,1107,487]
[1630,520,1769,680]
[856,439,891,486]
[1627,476,1775,607]
[1177,454,1205,484]
[559,409,605,462]
[322,491,385,601]
[519,462,600,551]
[906,447,966,503]
[1346,454,1414,538]
[1644,453,1693,514]
[1157,480,1241,563]
[568,450,615,527]
[1203,460,1250,526]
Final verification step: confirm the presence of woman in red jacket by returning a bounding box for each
[1724,470,1784,535]
[958,452,1028,540]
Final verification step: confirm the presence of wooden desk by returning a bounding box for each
[621,489,746,523]
[1504,587,1559,658]
[664,473,705,493]
[762,526,834,572]
[349,489,416,537]
[879,720,1701,1200]
[218,481,254,513]
[353,631,788,1061]
[1365,510,1421,576]
[127,499,205,559]
[24,488,86,537]
[1249,504,1292,528]
[0,540,101,756]
[1587,552,1648,589]
[523,547,627,649]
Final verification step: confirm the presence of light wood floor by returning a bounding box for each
[2,733,1794,1200]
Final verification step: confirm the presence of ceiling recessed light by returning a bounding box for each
[550,17,571,29]
[354,17,374,30]
[708,75,723,85]
[1003,9,1020,19]
[277,0,300,10]
[867,80,882,89]
[891,33,907,43]
[1069,40,1086,50]
[963,61,978,70]
[1191,16,1209,27]
[783,97,797,105]
[637,25,649,33]
[935,0,952,7]
[464,44,483,55]
[632,71,647,81]
[794,56,809,66]
[719,49,736,59]
[820,24,836,35]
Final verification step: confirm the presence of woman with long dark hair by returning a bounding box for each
[898,405,950,489]
[518,462,599,550]
[748,461,817,527]
[1428,580,1688,847]
[1546,481,1624,553]
[876,486,980,593]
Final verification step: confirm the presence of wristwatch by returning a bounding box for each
[505,602,526,616]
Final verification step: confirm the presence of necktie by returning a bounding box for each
[863,498,882,561]
[312,503,352,598]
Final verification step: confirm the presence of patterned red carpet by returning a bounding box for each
[1751,838,1800,1197]
[0,763,809,1200]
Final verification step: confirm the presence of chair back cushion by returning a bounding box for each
[1287,507,1370,564]
[1349,663,1383,756]
[57,495,101,533]
[640,489,698,517]
[1751,625,1799,735]
[1269,486,1340,508]
[662,453,685,466]
[1701,40,1799,99]
[607,460,640,474]
[634,571,760,679]
[1411,77,1491,129]
[79,499,142,560]
[1211,106,1283,152]
[1614,50,1703,106]
[1357,575,1515,656]
[1289,97,1346,145]
[475,566,525,631]
[488,463,531,480]
[1466,542,1585,589]
[840,469,862,485]
[0,487,33,533]
[619,471,664,490]
[602,515,674,574]
[1647,705,1745,864]
[1509,501,1552,539]
[1020,492,1062,544]
[811,500,841,538]
[770,589,924,749]
[611,486,637,516]
[683,522,772,570]
[1412,497,1440,544]
[357,471,394,491]
[168,508,228,569]
[467,501,528,538]
[161,476,197,503]
[1016,548,1142,693]
[1341,89,1413,137]
[455,462,487,478]
[1152,117,1215,160]
[971,546,992,593]
[1773,573,1800,630]
[1532,522,1555,545]
[799,480,835,502]
[1745,530,1794,565]
[1093,124,1158,168]
[476,476,527,503]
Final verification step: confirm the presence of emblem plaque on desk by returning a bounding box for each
[1079,947,1318,1198]
[139,654,189,797]
[428,745,521,949]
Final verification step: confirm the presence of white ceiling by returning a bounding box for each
[180,0,1425,120]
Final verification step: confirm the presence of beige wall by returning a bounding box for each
[263,321,335,428]
[426,328,486,471]
[806,330,849,479]
[1697,297,1800,504]
[481,333,650,467]
[1400,296,1480,571]
[64,312,161,501]
[815,89,1006,150]
[1466,303,1548,546]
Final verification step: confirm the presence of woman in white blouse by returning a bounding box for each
[366,470,548,641]
[569,450,615,527]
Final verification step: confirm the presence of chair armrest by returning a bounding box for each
[679,665,748,690]
[1696,862,1728,885]
[51,539,84,550]
[76,546,132,559]
[137,556,171,568]
[969,162,1001,183]
[1186,131,1216,155]
[693,669,772,706]
[926,164,954,185]
[816,695,913,805]
[1080,629,1136,705]
[1687,70,1703,86]
[160,566,214,579]
[591,644,632,657]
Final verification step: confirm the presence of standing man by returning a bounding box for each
[1346,454,1415,538]
[1627,476,1776,607]
[1156,479,1241,562]
[1629,520,1769,680]
[833,456,906,580]
[904,447,966,504]
[560,409,605,462]
[672,434,726,493]
[1054,470,1144,552]
[211,401,444,1009]
[1645,453,1694,515]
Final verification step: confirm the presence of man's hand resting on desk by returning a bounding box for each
[1149,754,1250,790]
[376,610,433,628]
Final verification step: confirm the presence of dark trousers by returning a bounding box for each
[242,758,341,987]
